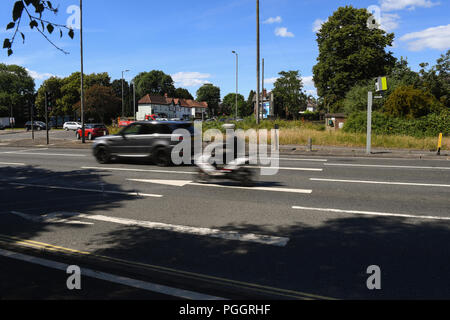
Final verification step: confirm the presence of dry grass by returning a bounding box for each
[279,128,449,151]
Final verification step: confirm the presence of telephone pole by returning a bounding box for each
[256,0,261,124]
[80,0,85,143]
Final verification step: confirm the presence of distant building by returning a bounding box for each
[136,93,208,120]
[252,90,274,119]
[325,113,347,131]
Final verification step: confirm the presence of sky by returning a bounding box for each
[1,0,449,100]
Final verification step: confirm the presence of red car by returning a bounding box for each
[76,124,109,140]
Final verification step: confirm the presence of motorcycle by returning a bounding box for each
[194,153,255,187]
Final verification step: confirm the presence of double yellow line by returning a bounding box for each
[0,234,336,300]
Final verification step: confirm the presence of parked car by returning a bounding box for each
[76,124,109,140]
[0,124,5,130]
[25,121,49,131]
[92,121,195,166]
[63,122,82,131]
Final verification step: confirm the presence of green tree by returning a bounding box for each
[3,0,75,56]
[0,63,35,123]
[133,70,175,98]
[74,85,121,124]
[173,88,194,100]
[35,76,63,118]
[384,85,444,119]
[221,93,246,117]
[196,84,221,117]
[272,70,307,120]
[419,50,450,108]
[313,6,396,108]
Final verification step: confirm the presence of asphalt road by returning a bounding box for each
[0,146,449,300]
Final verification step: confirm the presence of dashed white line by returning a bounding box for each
[0,248,224,300]
[324,163,450,170]
[82,166,197,175]
[128,179,313,194]
[57,213,290,247]
[292,206,450,221]
[310,178,450,188]
[9,182,163,198]
[0,162,26,166]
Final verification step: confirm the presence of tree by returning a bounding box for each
[173,88,194,100]
[133,70,175,99]
[196,84,221,117]
[272,71,307,120]
[420,50,450,109]
[313,6,396,108]
[75,85,121,124]
[0,64,35,123]
[35,76,63,118]
[3,0,75,56]
[221,93,245,117]
[111,79,132,116]
[384,85,444,119]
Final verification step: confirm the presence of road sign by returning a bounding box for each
[375,77,388,92]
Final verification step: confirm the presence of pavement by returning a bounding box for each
[0,129,447,158]
[0,145,449,300]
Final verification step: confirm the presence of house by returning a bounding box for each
[252,90,274,119]
[136,93,208,120]
[325,113,347,131]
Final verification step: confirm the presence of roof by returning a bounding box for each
[138,94,208,109]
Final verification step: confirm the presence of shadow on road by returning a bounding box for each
[89,215,450,300]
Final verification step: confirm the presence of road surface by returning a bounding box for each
[0,146,449,300]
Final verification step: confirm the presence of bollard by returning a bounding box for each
[308,138,313,152]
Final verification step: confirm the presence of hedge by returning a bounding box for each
[343,110,450,138]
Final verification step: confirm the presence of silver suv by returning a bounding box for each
[92,121,195,166]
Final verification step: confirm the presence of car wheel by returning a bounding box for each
[95,146,111,164]
[153,148,172,167]
[234,168,254,187]
[37,127,41,131]
[88,133,93,140]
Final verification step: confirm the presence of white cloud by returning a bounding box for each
[264,77,278,85]
[26,69,55,80]
[400,24,450,51]
[264,16,282,24]
[275,27,294,38]
[380,0,440,12]
[312,19,326,33]
[380,13,400,31]
[171,72,211,87]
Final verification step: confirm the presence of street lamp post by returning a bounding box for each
[122,70,130,118]
[256,0,261,124]
[232,51,238,119]
[80,0,85,143]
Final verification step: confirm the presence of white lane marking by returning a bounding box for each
[57,213,290,247]
[325,163,450,170]
[128,179,313,194]
[247,166,323,172]
[0,162,26,166]
[82,166,197,175]
[0,148,46,154]
[261,157,327,162]
[0,248,224,300]
[310,178,450,188]
[9,183,163,198]
[4,152,86,157]
[292,206,450,221]
[10,211,94,225]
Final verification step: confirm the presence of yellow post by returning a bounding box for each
[437,133,443,155]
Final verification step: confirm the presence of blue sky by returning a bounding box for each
[1,0,449,99]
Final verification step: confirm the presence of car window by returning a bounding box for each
[140,124,156,135]
[171,123,194,134]
[154,124,172,134]
[121,124,141,136]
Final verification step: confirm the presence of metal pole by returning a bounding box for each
[31,101,34,140]
[236,53,238,119]
[133,81,136,121]
[121,71,124,118]
[367,91,372,155]
[256,0,260,124]
[80,0,85,144]
[45,92,49,145]
[262,58,264,119]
